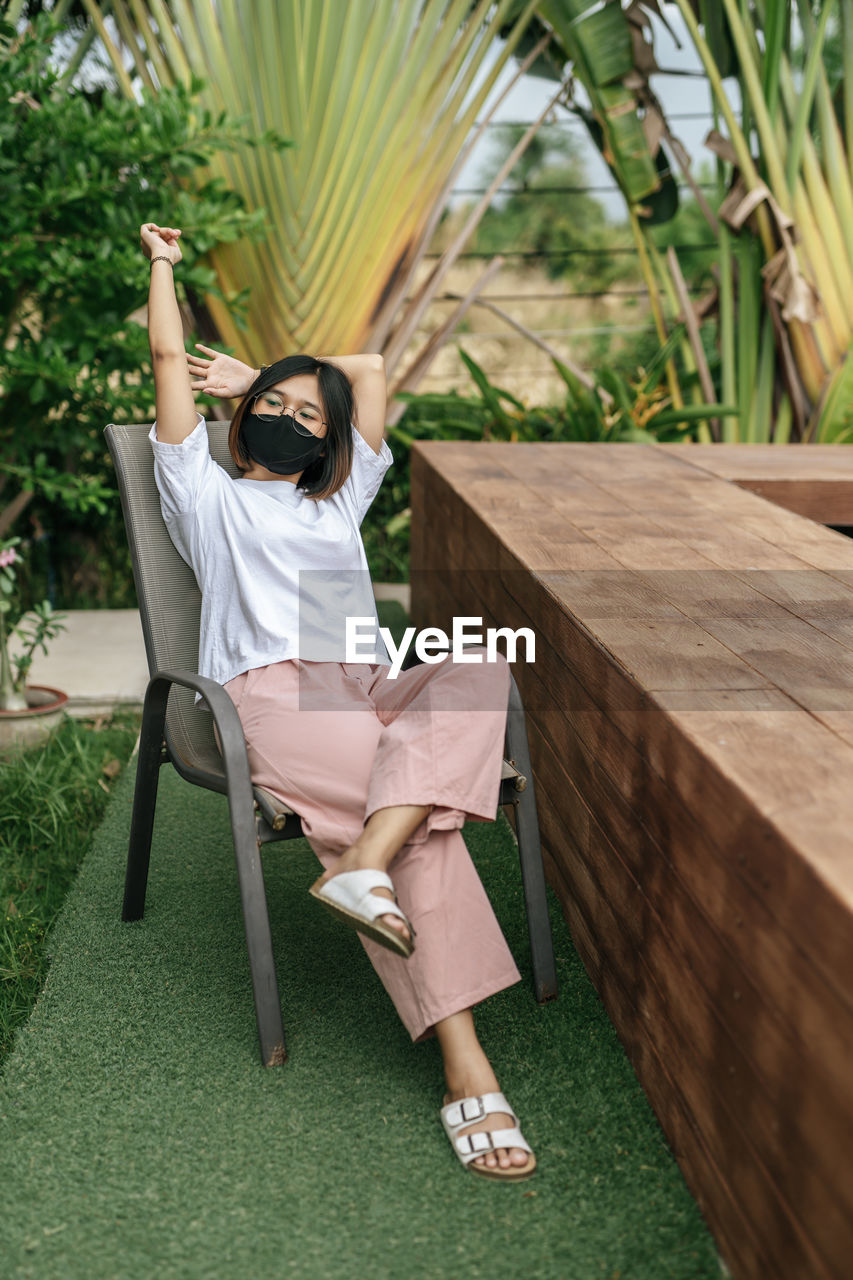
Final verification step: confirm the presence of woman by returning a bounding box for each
[141,220,536,1180]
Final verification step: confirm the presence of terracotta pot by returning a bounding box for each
[0,685,69,751]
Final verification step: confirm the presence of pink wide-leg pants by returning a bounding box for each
[223,647,521,1042]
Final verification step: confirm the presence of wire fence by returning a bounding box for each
[421,110,722,382]
[451,181,717,196]
[437,324,676,338]
[420,286,706,301]
[472,112,717,126]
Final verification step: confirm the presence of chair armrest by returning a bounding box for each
[147,668,253,799]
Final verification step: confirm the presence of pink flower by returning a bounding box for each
[0,548,17,568]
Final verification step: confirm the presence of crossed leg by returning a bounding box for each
[227,656,534,1175]
[316,798,535,1175]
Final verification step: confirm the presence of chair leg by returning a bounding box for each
[129,672,287,1067]
[185,674,289,1067]
[227,803,288,1067]
[122,677,169,922]
[505,670,559,1004]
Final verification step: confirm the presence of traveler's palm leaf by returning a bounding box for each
[85,0,540,368]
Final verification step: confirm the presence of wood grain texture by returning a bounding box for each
[654,443,853,524]
[410,440,853,1280]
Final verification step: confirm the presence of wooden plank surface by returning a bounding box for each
[410,440,853,1280]
[654,442,853,480]
[654,443,853,524]
[415,563,852,1278]
[420,560,853,1178]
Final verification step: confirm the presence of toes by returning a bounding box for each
[371,888,410,942]
[380,914,411,943]
[381,913,407,931]
[472,1148,529,1172]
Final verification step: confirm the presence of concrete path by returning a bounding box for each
[18,610,149,718]
[19,584,411,718]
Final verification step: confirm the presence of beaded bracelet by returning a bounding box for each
[150,255,173,267]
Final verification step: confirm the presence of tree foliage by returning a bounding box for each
[468,123,634,289]
[0,14,288,604]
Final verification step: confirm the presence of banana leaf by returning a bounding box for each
[694,0,737,80]
[815,339,853,442]
[651,403,740,427]
[538,0,663,205]
[83,0,540,364]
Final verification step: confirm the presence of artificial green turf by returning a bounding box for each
[0,712,141,1059]
[0,761,722,1280]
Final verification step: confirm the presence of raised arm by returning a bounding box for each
[140,222,196,444]
[316,353,386,455]
[186,346,388,454]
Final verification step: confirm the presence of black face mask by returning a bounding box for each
[240,410,326,475]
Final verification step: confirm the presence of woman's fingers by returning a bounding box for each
[187,344,235,397]
[140,222,181,242]
[189,378,230,395]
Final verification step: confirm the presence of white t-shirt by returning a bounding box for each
[149,414,394,688]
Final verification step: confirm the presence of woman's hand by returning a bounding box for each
[186,344,257,398]
[140,222,183,265]
[142,221,194,444]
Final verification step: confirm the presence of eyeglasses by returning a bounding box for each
[252,391,327,436]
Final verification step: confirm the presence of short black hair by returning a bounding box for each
[228,354,355,500]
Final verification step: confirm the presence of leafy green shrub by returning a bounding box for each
[0,14,288,609]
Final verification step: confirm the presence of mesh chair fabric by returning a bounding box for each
[106,421,240,784]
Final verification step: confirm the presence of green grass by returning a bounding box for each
[0,601,405,1066]
[0,615,722,1276]
[0,711,141,1062]
[0,756,722,1279]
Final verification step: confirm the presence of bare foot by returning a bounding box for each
[444,1060,535,1175]
[315,844,411,947]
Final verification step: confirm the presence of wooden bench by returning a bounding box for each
[409,440,853,1280]
[655,441,853,525]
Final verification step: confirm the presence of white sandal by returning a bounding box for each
[308,869,416,958]
[440,1092,537,1181]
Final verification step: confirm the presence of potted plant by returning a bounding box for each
[0,537,68,748]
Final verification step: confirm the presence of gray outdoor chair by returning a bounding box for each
[105,421,558,1067]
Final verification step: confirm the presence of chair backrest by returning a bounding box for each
[105,421,238,782]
